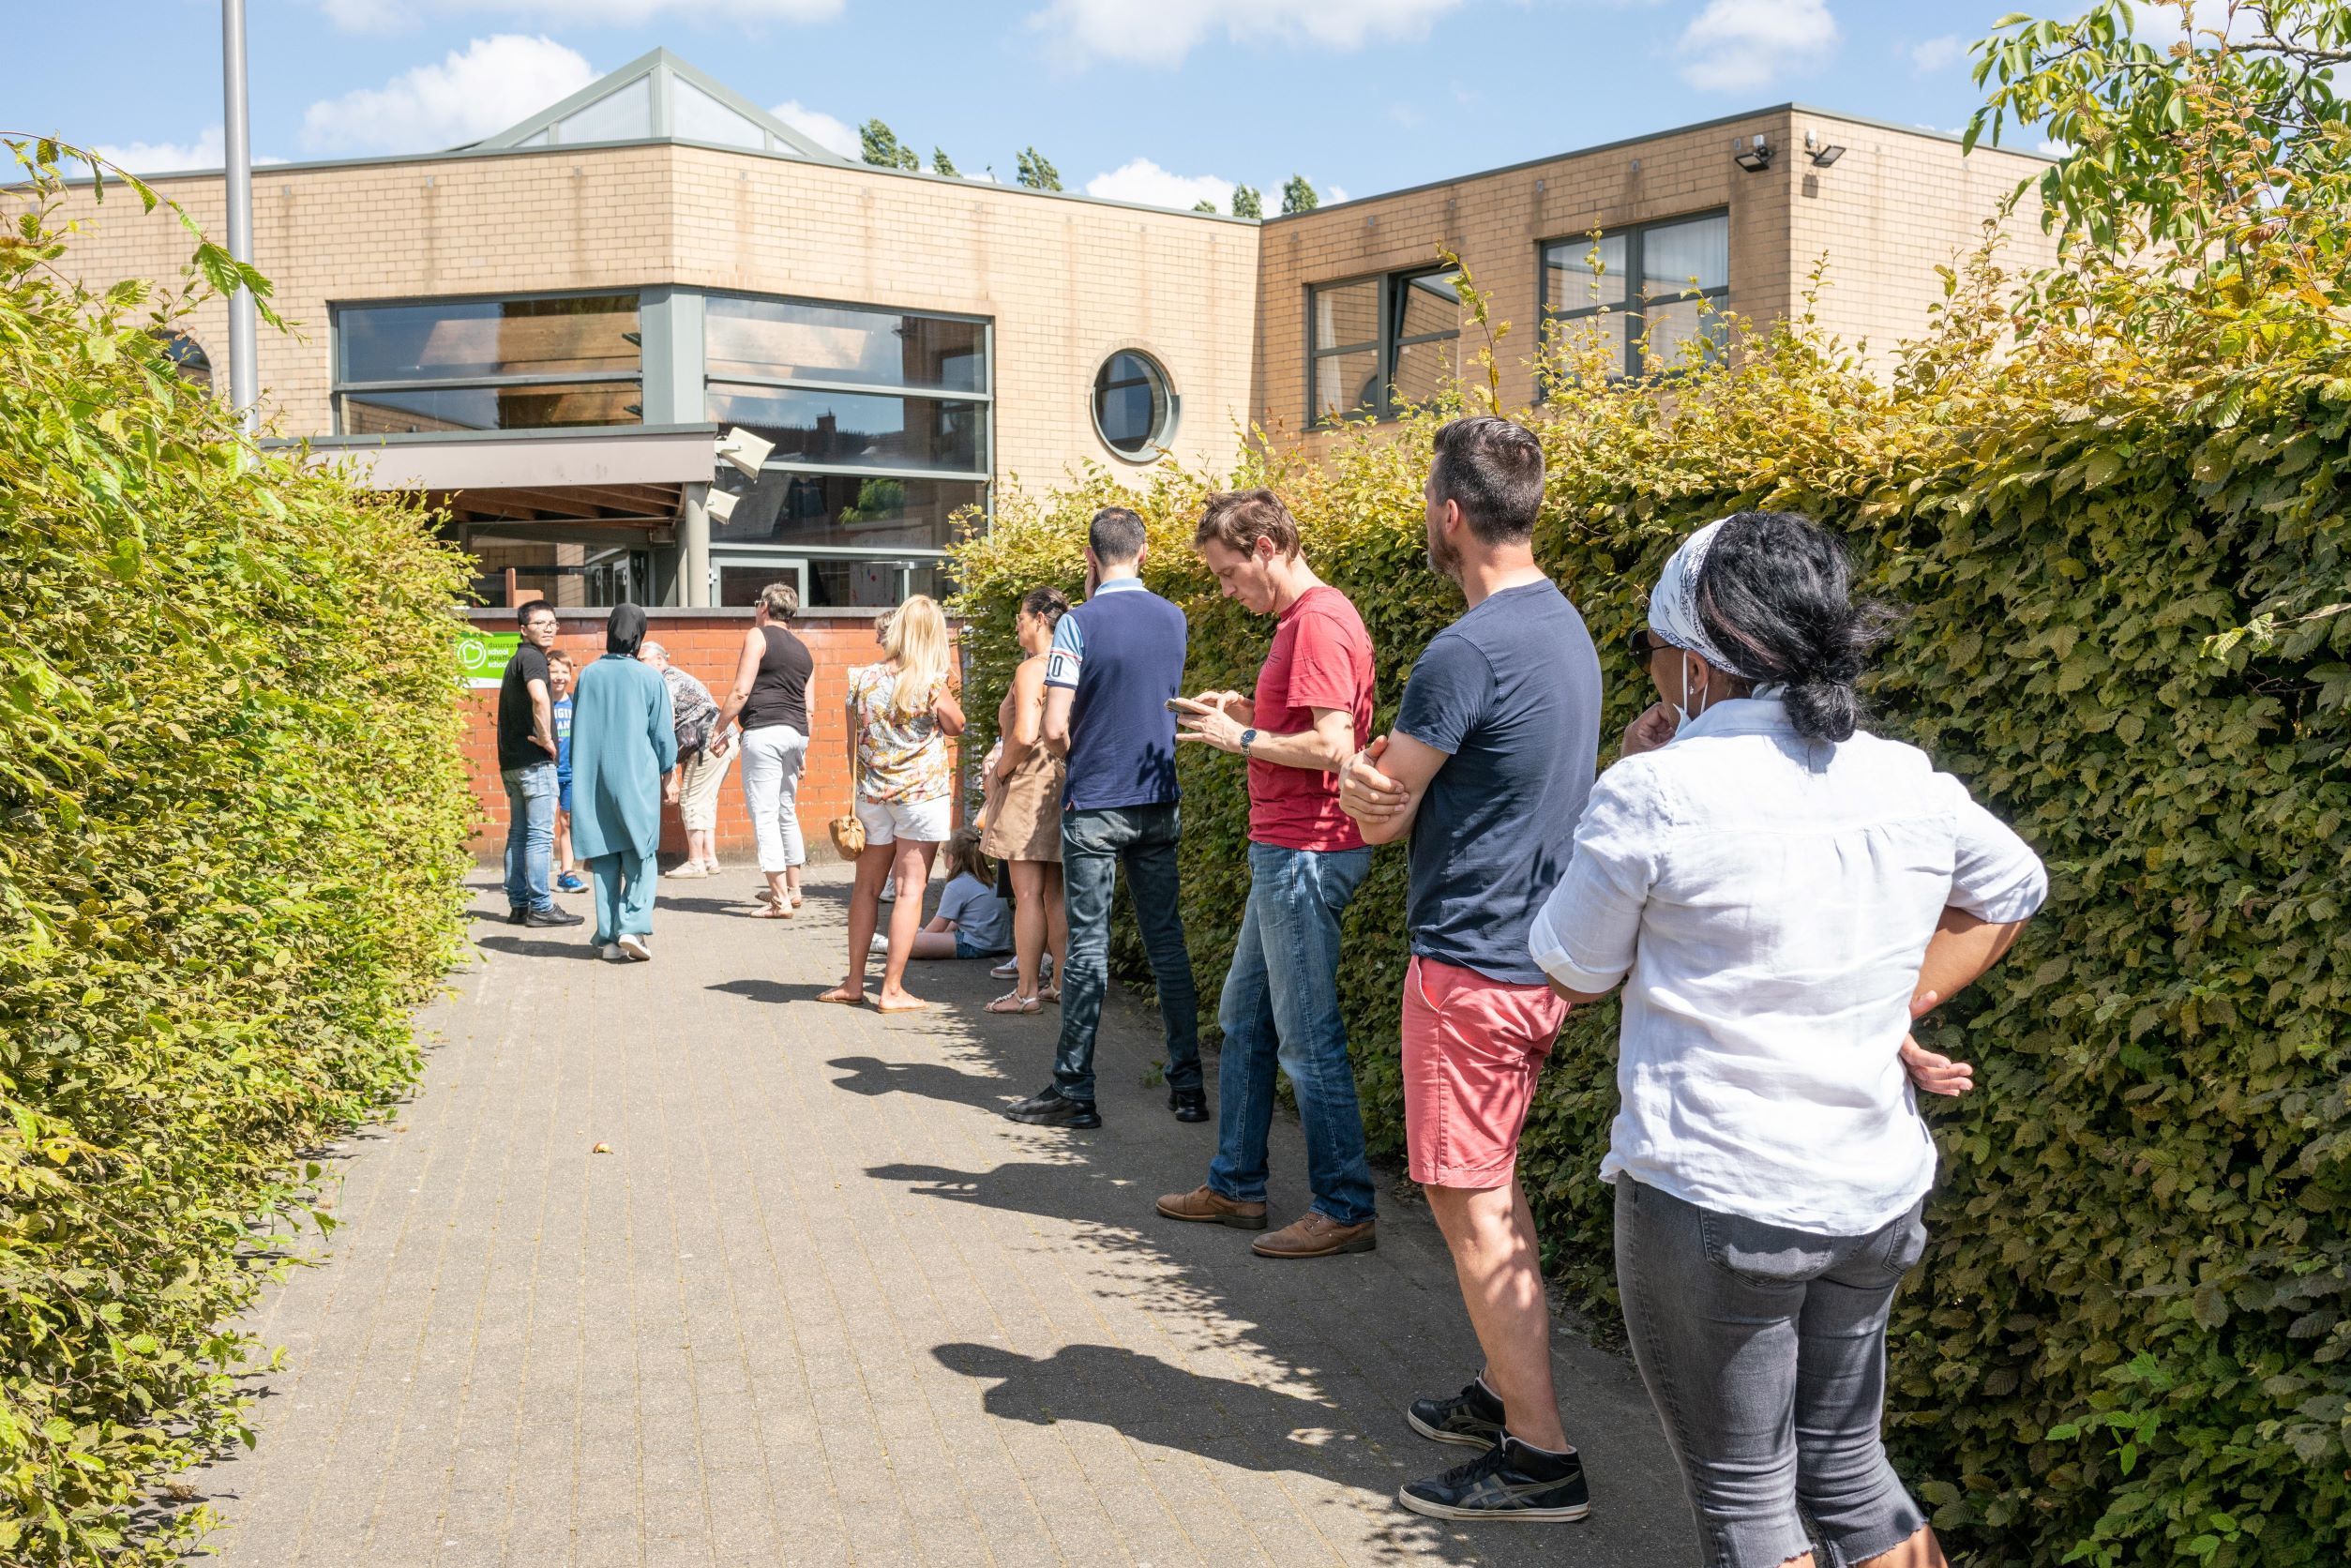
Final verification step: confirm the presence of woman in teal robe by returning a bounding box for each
[567,603,677,959]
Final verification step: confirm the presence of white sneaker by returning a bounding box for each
[991,953,1053,982]
[601,943,628,963]
[879,882,897,903]
[617,933,652,962]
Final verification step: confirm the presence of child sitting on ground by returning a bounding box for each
[870,827,1012,961]
[549,650,587,895]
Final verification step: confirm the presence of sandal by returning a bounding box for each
[753,902,792,919]
[815,988,866,1006]
[985,991,1041,1015]
[1039,985,1062,1005]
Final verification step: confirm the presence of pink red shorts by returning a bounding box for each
[1402,955,1570,1190]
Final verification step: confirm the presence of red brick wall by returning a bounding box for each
[461,608,960,862]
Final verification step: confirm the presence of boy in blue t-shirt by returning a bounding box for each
[548,651,587,895]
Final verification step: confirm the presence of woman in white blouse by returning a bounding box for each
[1530,512,2045,1568]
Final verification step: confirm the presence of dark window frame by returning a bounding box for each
[1538,209,1730,386]
[1305,265,1463,428]
[328,289,645,435]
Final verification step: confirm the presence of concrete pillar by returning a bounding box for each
[682,482,712,607]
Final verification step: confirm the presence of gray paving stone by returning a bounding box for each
[175,864,1691,1566]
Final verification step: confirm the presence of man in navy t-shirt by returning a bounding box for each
[1340,416,1602,1523]
[1002,505,1203,1131]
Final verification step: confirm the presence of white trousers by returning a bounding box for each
[739,724,809,872]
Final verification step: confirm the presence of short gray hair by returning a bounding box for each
[640,641,668,663]
[758,581,799,619]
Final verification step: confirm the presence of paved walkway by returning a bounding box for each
[180,864,1689,1566]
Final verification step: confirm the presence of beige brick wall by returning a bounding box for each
[1783,112,2055,364]
[36,143,1264,496]
[1256,109,2056,451]
[35,115,2052,490]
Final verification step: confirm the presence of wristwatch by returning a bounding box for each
[1239,728,1258,758]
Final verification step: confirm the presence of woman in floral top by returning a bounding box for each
[821,595,964,1012]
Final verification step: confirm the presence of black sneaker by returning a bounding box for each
[508,906,528,925]
[522,906,585,927]
[1397,1435,1590,1522]
[1168,1086,1208,1123]
[1408,1375,1507,1449]
[1002,1088,1101,1128]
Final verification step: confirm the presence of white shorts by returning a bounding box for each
[855,795,950,847]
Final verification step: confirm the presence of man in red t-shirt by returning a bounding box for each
[1155,489,1381,1259]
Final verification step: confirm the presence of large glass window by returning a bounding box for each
[1308,268,1461,425]
[1541,212,1729,381]
[706,295,986,393]
[332,294,641,435]
[706,473,985,555]
[704,293,990,592]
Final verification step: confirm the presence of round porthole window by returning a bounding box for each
[1093,349,1175,460]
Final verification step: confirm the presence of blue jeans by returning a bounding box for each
[587,848,657,943]
[1053,803,1201,1103]
[1614,1178,1932,1568]
[501,761,557,912]
[1208,843,1376,1225]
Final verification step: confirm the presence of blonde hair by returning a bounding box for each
[882,595,950,717]
[943,825,991,883]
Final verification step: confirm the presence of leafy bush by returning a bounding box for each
[0,145,473,1562]
[953,178,2351,1568]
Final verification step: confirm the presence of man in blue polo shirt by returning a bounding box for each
[1004,506,1204,1131]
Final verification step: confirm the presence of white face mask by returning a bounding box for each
[1671,656,1698,737]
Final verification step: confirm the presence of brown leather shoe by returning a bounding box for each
[1252,1211,1377,1259]
[1155,1184,1268,1230]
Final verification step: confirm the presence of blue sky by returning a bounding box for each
[8,2,2087,208]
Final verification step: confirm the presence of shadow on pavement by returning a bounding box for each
[475,933,607,961]
[835,882,1688,1568]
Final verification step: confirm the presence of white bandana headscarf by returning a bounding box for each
[1646,517,1750,678]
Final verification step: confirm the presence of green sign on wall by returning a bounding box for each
[457,629,520,688]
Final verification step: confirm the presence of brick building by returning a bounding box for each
[38,50,2053,856]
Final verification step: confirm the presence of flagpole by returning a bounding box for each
[221,0,258,445]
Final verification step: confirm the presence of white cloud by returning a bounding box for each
[1908,34,1963,73]
[2038,137,2072,158]
[1085,158,1235,210]
[94,126,225,173]
[1677,0,1839,93]
[88,127,286,173]
[2132,2,2247,44]
[300,36,597,155]
[319,0,840,32]
[770,99,859,158]
[1325,183,1350,204]
[1030,0,1465,68]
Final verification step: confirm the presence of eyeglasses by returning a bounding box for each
[1629,627,1663,659]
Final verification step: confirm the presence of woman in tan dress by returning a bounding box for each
[980,587,1070,1014]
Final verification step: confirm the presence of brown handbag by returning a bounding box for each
[828,812,867,858]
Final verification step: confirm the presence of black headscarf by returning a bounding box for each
[604,602,648,659]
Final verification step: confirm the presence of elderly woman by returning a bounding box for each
[569,605,678,962]
[640,640,732,878]
[1527,513,2045,1568]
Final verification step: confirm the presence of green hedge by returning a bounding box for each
[0,154,473,1561]
[954,263,2351,1563]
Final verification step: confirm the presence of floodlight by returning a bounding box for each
[715,426,774,478]
[1804,131,1846,168]
[706,489,739,524]
[1733,133,1773,173]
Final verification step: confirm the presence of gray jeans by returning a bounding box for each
[1614,1178,1931,1568]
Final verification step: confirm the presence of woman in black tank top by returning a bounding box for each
[717,583,816,912]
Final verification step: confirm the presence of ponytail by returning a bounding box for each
[1695,512,1892,744]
